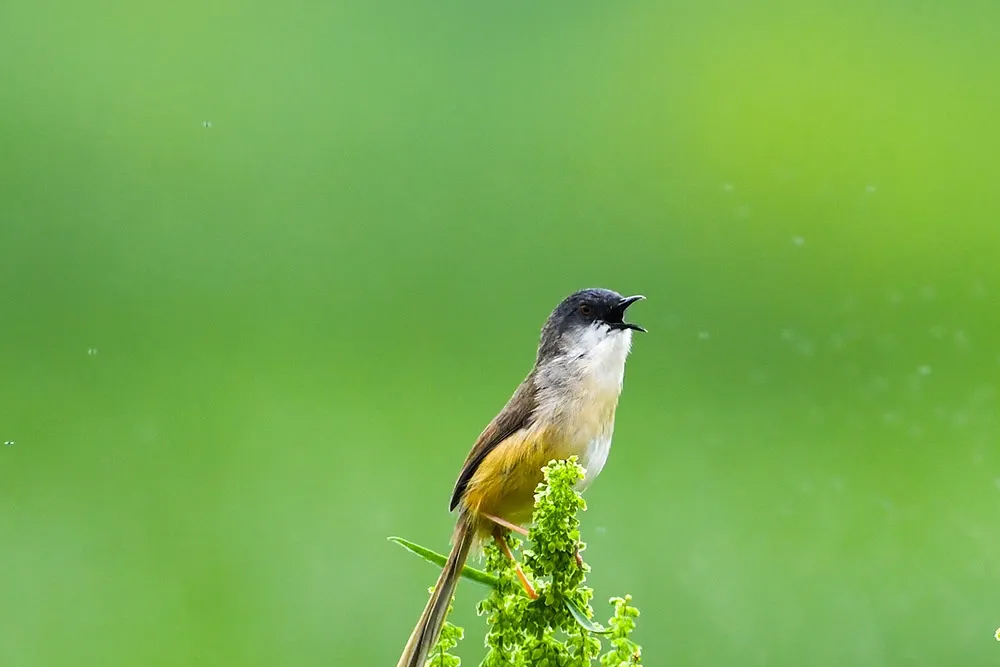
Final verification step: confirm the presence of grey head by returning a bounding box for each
[536,288,645,362]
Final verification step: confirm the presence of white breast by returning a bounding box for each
[556,325,634,489]
[580,431,613,490]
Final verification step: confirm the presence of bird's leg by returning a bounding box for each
[483,511,583,570]
[482,512,529,537]
[491,525,538,599]
[483,511,584,570]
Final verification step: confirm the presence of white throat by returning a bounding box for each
[534,324,634,488]
[567,324,633,391]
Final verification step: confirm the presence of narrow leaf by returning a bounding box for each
[388,536,500,588]
[564,598,613,634]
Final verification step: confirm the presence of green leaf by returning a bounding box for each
[564,597,613,634]
[388,536,500,588]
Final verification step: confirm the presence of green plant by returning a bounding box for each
[391,457,643,666]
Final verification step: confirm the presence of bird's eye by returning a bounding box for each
[580,304,593,316]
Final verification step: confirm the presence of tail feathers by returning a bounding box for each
[395,521,474,667]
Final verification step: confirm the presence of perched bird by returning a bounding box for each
[396,288,645,667]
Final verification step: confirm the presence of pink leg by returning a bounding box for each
[481,512,529,537]
[492,525,538,599]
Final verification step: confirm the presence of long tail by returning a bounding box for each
[395,519,475,667]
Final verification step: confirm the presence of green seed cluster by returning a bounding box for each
[425,457,642,667]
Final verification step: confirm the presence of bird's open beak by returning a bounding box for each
[609,295,647,332]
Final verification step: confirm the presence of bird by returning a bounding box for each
[395,288,645,667]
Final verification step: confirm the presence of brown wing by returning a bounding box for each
[449,373,538,511]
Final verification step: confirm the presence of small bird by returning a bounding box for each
[395,288,645,667]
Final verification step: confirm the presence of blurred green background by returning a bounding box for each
[2,0,999,665]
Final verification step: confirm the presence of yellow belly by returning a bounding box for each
[460,388,619,533]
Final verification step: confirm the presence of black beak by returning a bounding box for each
[608,295,647,332]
